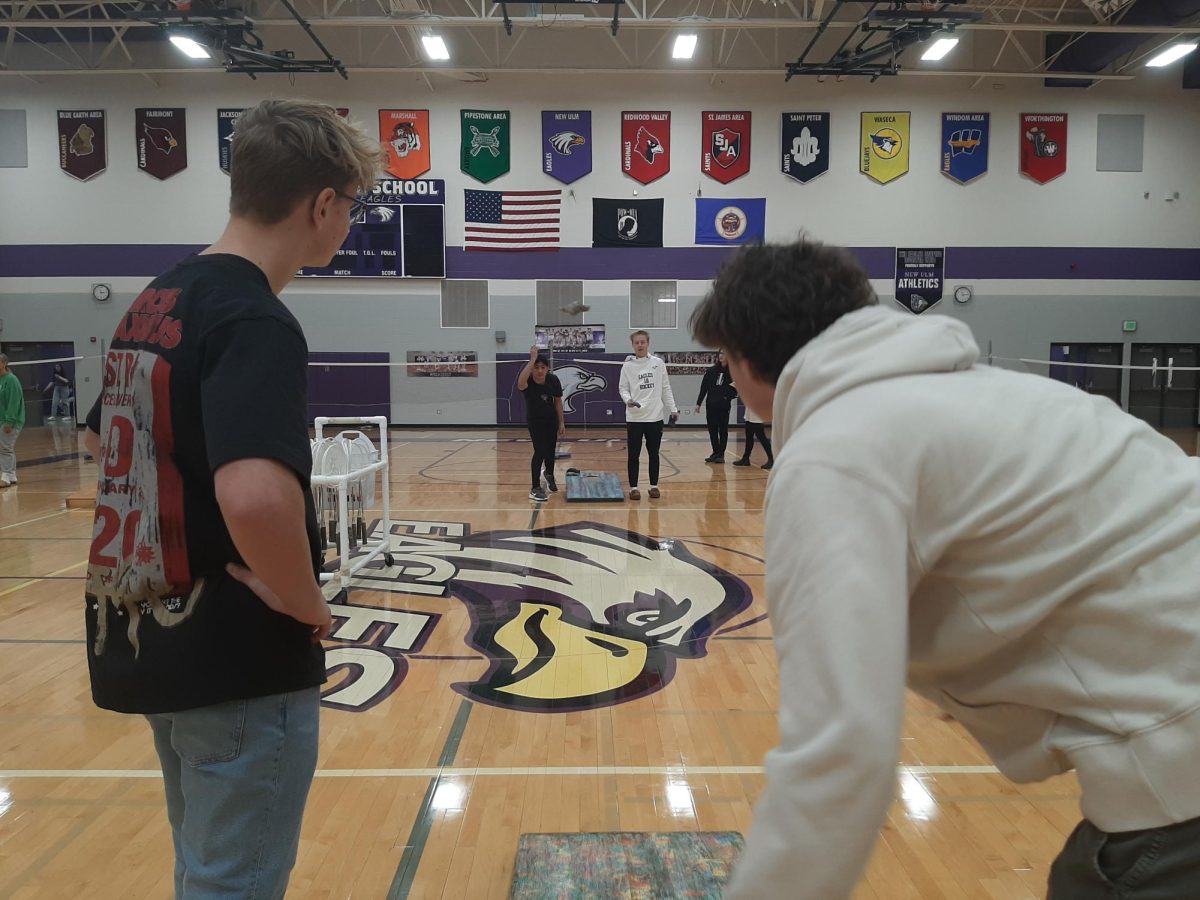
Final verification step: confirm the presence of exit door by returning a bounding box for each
[1048,343,1123,408]
[1129,344,1200,430]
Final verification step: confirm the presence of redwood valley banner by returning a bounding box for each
[621,111,670,185]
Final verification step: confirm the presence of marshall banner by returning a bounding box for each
[941,112,989,184]
[701,111,751,183]
[781,112,830,184]
[58,110,106,182]
[460,109,510,183]
[217,108,243,175]
[1021,113,1067,184]
[860,111,910,185]
[694,198,766,245]
[542,110,592,184]
[380,109,430,180]
[621,111,670,185]
[592,198,664,248]
[135,108,187,180]
[895,247,945,315]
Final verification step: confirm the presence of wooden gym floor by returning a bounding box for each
[1,422,1198,899]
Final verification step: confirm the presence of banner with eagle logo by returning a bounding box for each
[542,110,591,184]
[860,111,910,184]
[380,109,430,180]
[621,111,670,185]
[58,110,107,182]
[135,108,187,181]
[701,111,751,183]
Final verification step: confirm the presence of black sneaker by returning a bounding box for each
[546,475,558,493]
[732,459,751,467]
[529,488,548,502]
[762,461,774,470]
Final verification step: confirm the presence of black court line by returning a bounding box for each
[16,452,85,469]
[528,505,541,530]
[387,698,474,900]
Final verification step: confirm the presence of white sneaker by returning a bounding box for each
[0,476,13,488]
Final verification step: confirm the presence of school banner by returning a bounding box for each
[1021,113,1067,184]
[542,110,592,184]
[217,108,243,175]
[941,113,988,184]
[701,111,751,183]
[135,108,187,180]
[895,248,945,315]
[694,198,766,245]
[58,110,106,181]
[621,111,670,185]
[460,109,510,183]
[380,109,431,180]
[860,111,910,185]
[781,112,830,184]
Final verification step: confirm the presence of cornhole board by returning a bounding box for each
[564,470,624,502]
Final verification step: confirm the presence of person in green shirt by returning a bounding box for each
[0,353,25,487]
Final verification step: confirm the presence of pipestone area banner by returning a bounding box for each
[135,108,187,181]
[941,113,989,185]
[621,111,671,185]
[895,247,945,315]
[781,112,830,184]
[860,111,910,185]
[1021,113,1068,184]
[217,108,243,175]
[406,351,479,377]
[701,111,751,183]
[380,109,431,180]
[461,109,511,183]
[542,111,592,184]
[58,110,107,181]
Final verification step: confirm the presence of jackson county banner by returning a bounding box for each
[380,109,431,180]
[460,109,511,183]
[860,111,910,185]
[217,108,243,175]
[1020,113,1068,184]
[895,247,945,315]
[621,111,670,185]
[542,110,592,184]
[941,112,989,185]
[781,112,830,184]
[694,198,766,245]
[135,108,187,181]
[58,110,106,182]
[701,111,751,183]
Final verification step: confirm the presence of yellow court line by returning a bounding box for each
[0,559,88,599]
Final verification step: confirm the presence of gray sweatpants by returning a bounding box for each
[0,425,20,479]
[1048,816,1200,898]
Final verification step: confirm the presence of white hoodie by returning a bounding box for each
[726,306,1200,899]
[619,354,678,423]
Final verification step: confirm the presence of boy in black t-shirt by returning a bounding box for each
[83,100,384,898]
[518,344,565,502]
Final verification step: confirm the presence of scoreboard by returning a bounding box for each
[299,178,446,279]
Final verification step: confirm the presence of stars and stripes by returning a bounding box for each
[464,189,561,252]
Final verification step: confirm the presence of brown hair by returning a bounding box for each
[229,100,386,225]
[630,330,650,343]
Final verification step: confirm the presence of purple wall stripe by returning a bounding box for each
[2,244,1197,282]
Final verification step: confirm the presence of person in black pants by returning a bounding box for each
[695,350,736,463]
[518,344,565,502]
[732,406,774,469]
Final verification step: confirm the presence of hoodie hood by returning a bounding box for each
[773,306,980,448]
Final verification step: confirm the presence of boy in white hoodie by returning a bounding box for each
[690,238,1200,899]
[619,330,679,499]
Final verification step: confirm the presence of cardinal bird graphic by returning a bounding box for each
[144,124,179,155]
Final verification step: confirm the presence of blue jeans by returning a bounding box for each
[146,687,320,899]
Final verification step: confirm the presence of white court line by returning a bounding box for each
[0,764,999,779]
[0,510,70,531]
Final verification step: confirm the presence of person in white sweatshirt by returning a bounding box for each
[618,330,679,500]
[689,237,1200,900]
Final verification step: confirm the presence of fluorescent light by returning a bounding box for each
[673,34,697,59]
[422,34,450,61]
[169,35,210,59]
[1146,43,1196,67]
[921,37,959,61]
[657,297,677,303]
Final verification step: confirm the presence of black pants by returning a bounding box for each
[627,421,664,487]
[1047,815,1200,898]
[740,423,773,463]
[706,405,730,456]
[528,419,558,489]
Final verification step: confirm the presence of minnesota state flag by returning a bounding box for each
[860,112,910,184]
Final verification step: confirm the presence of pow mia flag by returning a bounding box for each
[781,112,830,184]
[592,198,664,248]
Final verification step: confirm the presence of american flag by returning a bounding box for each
[464,189,561,251]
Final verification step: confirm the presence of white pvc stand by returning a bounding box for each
[312,416,395,589]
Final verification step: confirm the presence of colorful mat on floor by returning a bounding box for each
[511,831,743,898]
[564,471,625,502]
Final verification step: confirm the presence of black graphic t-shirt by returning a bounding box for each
[521,373,563,422]
[84,253,325,714]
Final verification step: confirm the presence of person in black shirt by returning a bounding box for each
[518,344,565,502]
[82,99,384,898]
[695,350,736,463]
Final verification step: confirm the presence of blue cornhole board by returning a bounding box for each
[565,471,624,502]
